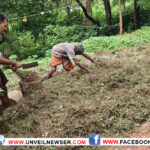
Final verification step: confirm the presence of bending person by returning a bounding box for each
[45,43,96,79]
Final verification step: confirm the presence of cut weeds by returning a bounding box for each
[1,43,150,150]
[16,70,43,96]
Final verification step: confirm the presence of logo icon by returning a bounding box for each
[0,135,5,145]
[89,134,100,145]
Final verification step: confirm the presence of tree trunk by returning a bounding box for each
[104,0,112,26]
[123,0,126,10]
[119,0,123,35]
[66,6,72,26]
[75,0,100,26]
[134,0,140,30]
[84,0,92,26]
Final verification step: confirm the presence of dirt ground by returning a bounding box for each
[106,122,150,150]
[1,43,150,150]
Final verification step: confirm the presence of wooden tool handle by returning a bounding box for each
[22,61,38,69]
[4,61,38,69]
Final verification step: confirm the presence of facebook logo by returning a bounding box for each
[89,134,100,145]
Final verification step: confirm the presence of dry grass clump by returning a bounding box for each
[15,70,43,96]
[16,70,41,82]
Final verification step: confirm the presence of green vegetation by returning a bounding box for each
[0,0,150,60]
[83,26,150,52]
[4,26,150,75]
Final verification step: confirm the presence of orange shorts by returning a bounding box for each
[51,55,74,71]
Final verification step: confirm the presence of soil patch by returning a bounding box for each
[1,43,150,150]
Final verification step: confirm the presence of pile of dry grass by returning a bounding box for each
[1,44,150,150]
[16,70,41,82]
[16,70,43,96]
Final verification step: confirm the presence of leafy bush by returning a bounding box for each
[8,31,36,60]
[4,31,50,60]
[9,54,18,61]
[82,26,150,53]
[112,9,150,33]
[56,9,84,26]
[1,23,149,61]
[0,24,119,60]
[43,24,119,45]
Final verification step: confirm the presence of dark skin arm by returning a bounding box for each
[82,53,96,64]
[73,58,94,74]
[0,55,22,71]
[43,66,57,80]
[8,65,19,72]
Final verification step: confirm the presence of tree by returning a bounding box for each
[139,0,150,10]
[0,0,56,36]
[83,0,92,26]
[75,0,101,26]
[66,6,72,26]
[134,0,140,29]
[123,0,126,10]
[65,0,73,26]
[103,0,112,26]
[119,0,123,35]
